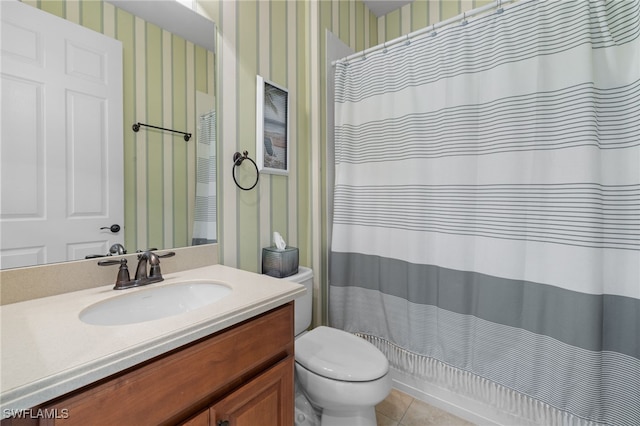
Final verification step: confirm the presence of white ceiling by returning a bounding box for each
[363,0,415,17]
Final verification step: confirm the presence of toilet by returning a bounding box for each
[284,267,392,426]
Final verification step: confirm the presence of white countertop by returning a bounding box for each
[0,264,305,417]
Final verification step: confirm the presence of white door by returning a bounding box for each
[0,1,123,269]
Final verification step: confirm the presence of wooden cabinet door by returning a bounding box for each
[180,409,209,426]
[210,357,294,426]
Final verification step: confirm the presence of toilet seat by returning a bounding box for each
[295,326,388,382]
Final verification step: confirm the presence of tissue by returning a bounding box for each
[274,231,287,250]
[262,231,299,278]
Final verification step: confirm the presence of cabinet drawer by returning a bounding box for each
[39,303,294,425]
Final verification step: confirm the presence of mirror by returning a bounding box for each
[0,0,216,269]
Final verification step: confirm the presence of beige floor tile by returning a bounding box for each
[432,412,475,426]
[399,398,443,426]
[400,398,474,426]
[376,388,475,426]
[376,410,399,426]
[376,388,414,421]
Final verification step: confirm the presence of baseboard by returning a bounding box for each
[389,367,539,426]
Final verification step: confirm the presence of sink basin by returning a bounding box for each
[79,281,232,326]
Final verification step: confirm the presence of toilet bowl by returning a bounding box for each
[295,326,392,425]
[284,267,391,426]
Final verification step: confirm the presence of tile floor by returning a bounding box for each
[375,389,475,426]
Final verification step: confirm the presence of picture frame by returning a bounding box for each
[256,75,289,175]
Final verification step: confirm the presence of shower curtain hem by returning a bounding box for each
[357,333,608,426]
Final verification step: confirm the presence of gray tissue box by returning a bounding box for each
[262,246,299,278]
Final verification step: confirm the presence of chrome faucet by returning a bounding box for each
[85,243,127,259]
[98,250,175,290]
[109,243,126,255]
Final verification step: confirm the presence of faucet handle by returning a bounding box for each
[146,251,161,279]
[98,258,132,289]
[149,264,162,279]
[115,259,131,287]
[98,258,122,266]
[136,248,158,253]
[148,252,175,279]
[157,251,176,259]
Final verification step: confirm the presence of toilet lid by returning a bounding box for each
[295,326,389,382]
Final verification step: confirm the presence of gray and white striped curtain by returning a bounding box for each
[329,1,639,425]
[192,110,217,245]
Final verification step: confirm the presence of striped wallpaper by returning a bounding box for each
[27,0,215,254]
[209,0,380,326]
[28,0,503,326]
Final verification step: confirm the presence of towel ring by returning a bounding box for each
[232,151,259,191]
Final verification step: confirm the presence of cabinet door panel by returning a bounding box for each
[180,409,209,426]
[211,357,294,426]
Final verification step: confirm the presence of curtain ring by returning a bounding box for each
[232,150,259,191]
[405,34,411,45]
[431,23,437,37]
[383,42,388,54]
[461,12,468,26]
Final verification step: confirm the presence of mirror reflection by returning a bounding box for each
[0,0,216,270]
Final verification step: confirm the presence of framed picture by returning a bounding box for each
[256,75,289,175]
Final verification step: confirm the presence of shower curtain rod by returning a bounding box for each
[332,0,517,66]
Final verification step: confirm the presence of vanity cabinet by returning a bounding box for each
[182,357,293,426]
[21,303,294,426]
[211,358,293,425]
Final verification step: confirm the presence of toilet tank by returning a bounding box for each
[282,266,313,336]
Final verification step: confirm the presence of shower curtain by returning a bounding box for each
[192,110,217,245]
[329,1,639,425]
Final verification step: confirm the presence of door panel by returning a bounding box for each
[0,1,123,268]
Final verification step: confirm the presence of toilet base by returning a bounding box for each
[295,389,321,426]
[320,406,376,426]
